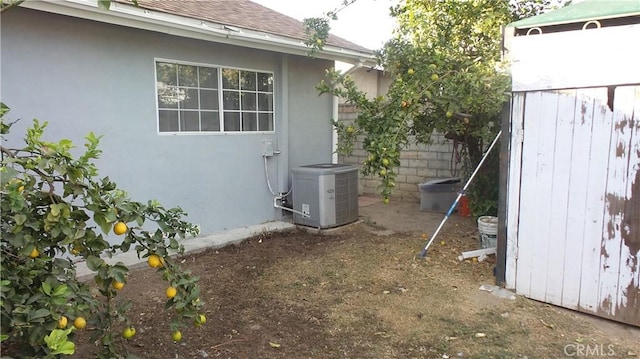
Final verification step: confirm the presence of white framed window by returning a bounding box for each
[155,60,274,133]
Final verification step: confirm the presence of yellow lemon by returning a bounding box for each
[73,317,87,330]
[194,314,206,327]
[171,330,182,342]
[58,316,68,329]
[147,254,163,268]
[113,222,127,235]
[112,281,125,290]
[29,248,39,259]
[122,326,136,339]
[165,286,177,299]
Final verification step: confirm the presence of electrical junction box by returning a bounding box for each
[291,164,359,228]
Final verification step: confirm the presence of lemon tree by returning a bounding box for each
[313,0,512,209]
[0,104,204,358]
[309,0,567,213]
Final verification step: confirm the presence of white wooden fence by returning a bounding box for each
[506,86,639,326]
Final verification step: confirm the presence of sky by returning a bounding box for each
[251,0,397,50]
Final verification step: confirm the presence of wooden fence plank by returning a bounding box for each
[561,89,597,309]
[545,90,576,305]
[609,85,640,326]
[577,89,613,314]
[505,93,525,289]
[527,91,560,301]
[598,86,636,319]
[516,91,560,301]
[515,91,545,297]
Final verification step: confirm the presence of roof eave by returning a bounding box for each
[21,0,376,66]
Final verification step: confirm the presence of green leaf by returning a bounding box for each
[29,308,50,321]
[51,340,75,355]
[105,207,117,222]
[44,328,76,355]
[50,203,61,217]
[93,213,111,234]
[74,228,86,240]
[97,0,111,10]
[52,284,69,297]
[86,255,105,271]
[41,282,53,296]
[0,167,18,186]
[14,213,27,226]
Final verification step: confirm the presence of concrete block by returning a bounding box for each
[417,168,439,178]
[398,166,417,176]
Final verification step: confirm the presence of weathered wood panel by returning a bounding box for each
[521,91,560,301]
[513,91,546,297]
[560,88,593,309]
[577,89,613,314]
[600,86,639,325]
[505,94,525,289]
[508,86,639,326]
[568,89,608,312]
[544,91,576,305]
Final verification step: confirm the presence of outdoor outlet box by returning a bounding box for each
[262,140,274,157]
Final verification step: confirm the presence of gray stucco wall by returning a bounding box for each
[1,8,335,238]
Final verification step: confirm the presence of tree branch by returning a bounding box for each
[1,0,25,14]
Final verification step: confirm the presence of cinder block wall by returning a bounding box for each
[338,104,462,202]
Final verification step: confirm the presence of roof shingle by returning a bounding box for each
[125,0,372,53]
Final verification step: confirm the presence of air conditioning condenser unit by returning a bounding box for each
[291,164,359,229]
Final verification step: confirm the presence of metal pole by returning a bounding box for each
[419,130,502,258]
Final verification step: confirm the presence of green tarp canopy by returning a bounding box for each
[508,0,640,29]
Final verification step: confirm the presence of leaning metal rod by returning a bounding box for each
[419,130,502,258]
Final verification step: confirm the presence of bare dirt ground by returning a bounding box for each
[73,198,639,359]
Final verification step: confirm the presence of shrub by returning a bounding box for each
[1,103,204,358]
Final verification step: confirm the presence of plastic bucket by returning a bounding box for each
[477,216,498,249]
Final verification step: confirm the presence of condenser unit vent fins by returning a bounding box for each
[291,164,359,229]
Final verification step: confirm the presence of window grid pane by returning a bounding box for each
[157,61,274,133]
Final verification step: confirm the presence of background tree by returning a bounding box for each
[311,0,568,214]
